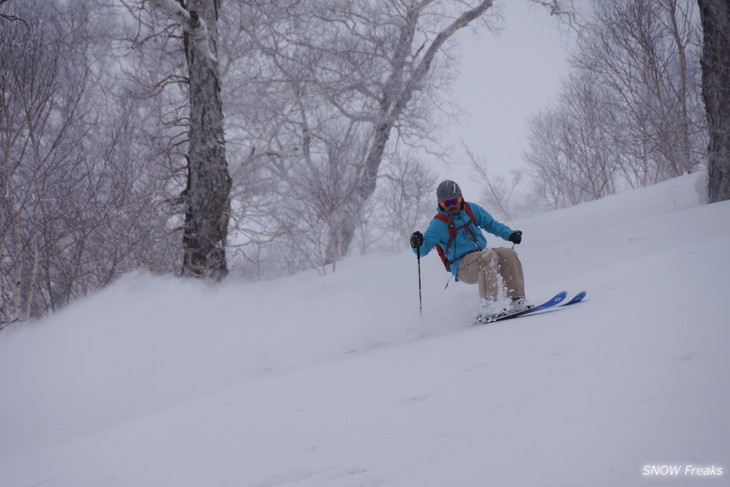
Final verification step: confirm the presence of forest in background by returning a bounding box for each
[1,0,726,324]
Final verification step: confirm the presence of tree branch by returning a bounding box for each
[0,0,29,29]
[150,0,217,62]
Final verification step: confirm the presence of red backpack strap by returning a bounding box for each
[433,212,454,232]
[461,202,478,241]
[432,204,478,272]
[463,202,476,222]
[432,213,456,271]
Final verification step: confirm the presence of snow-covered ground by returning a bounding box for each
[1,173,729,487]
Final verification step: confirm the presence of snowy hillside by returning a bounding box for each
[1,173,729,487]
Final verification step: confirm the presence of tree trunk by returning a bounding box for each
[699,0,730,203]
[179,0,232,279]
[336,0,494,259]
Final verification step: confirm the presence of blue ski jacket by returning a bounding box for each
[413,202,515,277]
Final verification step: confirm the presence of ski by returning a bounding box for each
[510,290,588,320]
[505,290,588,321]
[475,290,568,325]
[561,290,587,307]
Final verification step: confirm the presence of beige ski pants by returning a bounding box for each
[457,247,526,301]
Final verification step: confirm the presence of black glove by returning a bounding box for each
[410,231,424,248]
[509,230,522,245]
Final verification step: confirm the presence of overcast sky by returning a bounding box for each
[437,1,574,201]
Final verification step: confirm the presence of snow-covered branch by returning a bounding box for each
[150,0,217,62]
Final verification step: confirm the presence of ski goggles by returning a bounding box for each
[440,195,462,208]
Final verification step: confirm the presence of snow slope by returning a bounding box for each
[1,173,729,487]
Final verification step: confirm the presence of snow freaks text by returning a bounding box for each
[642,465,724,478]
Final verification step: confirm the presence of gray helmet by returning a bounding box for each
[436,180,461,201]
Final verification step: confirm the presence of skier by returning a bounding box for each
[410,180,530,317]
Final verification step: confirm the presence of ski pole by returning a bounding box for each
[416,246,423,319]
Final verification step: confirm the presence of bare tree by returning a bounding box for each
[375,153,437,250]
[250,1,496,265]
[330,0,496,261]
[466,146,527,221]
[1,0,178,324]
[148,0,232,280]
[523,0,705,211]
[218,1,497,272]
[525,108,582,209]
[1,2,103,322]
[524,70,619,209]
[698,0,730,203]
[574,0,705,186]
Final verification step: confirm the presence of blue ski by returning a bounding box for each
[475,290,568,324]
[513,290,588,320]
[561,290,587,306]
